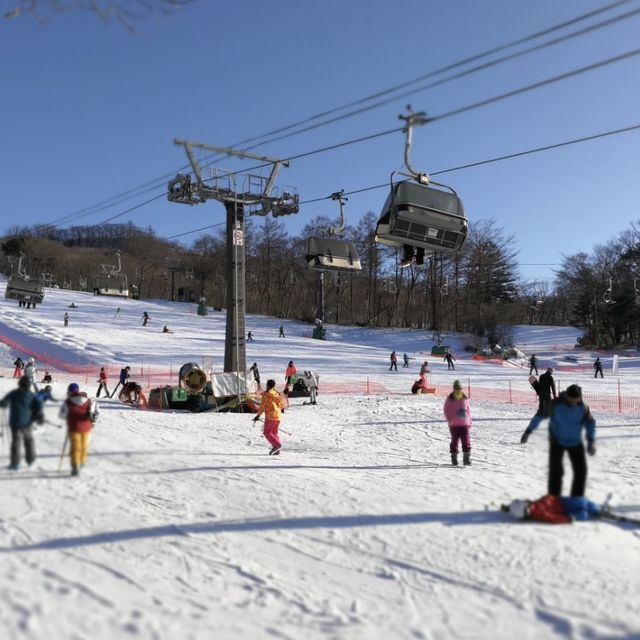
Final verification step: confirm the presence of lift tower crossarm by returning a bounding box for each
[174,139,289,196]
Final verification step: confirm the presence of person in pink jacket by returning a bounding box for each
[443,379,473,466]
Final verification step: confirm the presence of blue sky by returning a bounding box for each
[3,0,640,284]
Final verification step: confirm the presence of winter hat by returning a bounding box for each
[452,380,462,390]
[509,499,530,520]
[566,384,582,399]
[266,379,276,390]
[18,375,31,389]
[28,357,34,364]
[44,385,52,392]
[67,383,80,394]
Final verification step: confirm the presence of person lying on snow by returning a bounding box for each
[504,495,600,524]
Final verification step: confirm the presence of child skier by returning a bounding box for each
[96,367,109,398]
[253,379,286,455]
[60,383,98,477]
[12,357,24,378]
[443,379,473,465]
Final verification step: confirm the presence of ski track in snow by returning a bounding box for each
[0,284,639,639]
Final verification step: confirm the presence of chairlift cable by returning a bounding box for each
[36,0,640,227]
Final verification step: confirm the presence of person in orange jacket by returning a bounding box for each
[284,360,297,394]
[253,379,286,455]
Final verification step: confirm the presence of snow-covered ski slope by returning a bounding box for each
[0,286,639,639]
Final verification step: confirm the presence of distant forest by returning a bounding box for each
[3,215,640,350]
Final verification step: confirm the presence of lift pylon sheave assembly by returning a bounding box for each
[4,254,45,304]
[375,108,468,256]
[168,139,299,380]
[93,250,129,297]
[305,191,362,272]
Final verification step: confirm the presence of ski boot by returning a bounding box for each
[451,453,458,466]
[269,446,282,456]
[71,464,80,477]
[463,453,471,466]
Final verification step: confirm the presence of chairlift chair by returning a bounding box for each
[305,236,362,272]
[375,180,467,254]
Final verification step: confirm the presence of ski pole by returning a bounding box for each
[58,434,69,472]
[109,382,120,398]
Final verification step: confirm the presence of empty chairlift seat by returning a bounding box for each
[305,237,362,272]
[375,181,467,253]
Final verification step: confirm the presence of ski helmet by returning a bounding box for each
[67,383,80,394]
[509,499,529,520]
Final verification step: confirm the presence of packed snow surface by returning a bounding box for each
[0,286,639,639]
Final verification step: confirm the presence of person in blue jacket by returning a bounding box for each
[0,375,44,470]
[520,383,596,497]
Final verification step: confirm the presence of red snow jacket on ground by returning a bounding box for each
[62,392,95,434]
[528,495,572,525]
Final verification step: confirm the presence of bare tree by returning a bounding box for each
[5,1,195,30]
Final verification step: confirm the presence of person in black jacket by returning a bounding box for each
[0,376,44,470]
[533,367,557,415]
[529,354,539,376]
[594,357,604,378]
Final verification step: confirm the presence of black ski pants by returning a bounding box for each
[548,438,587,497]
[10,426,36,467]
[96,382,109,397]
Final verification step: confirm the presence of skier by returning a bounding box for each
[162,325,174,333]
[41,371,53,384]
[0,375,44,470]
[389,351,398,371]
[114,307,121,319]
[279,325,285,338]
[247,331,254,342]
[12,357,24,378]
[443,379,473,466]
[249,362,261,391]
[284,360,297,394]
[403,353,410,368]
[419,361,429,376]
[96,367,109,398]
[443,351,456,370]
[142,311,150,326]
[530,367,557,415]
[529,354,539,376]
[60,382,98,477]
[594,357,604,379]
[23,358,39,393]
[504,495,601,524]
[110,365,130,398]
[520,383,596,497]
[253,379,287,455]
[63,312,69,327]
[35,385,56,405]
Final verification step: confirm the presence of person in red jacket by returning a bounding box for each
[96,367,109,398]
[253,379,287,455]
[60,383,98,477]
[284,360,297,395]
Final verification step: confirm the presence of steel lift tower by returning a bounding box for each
[168,140,299,375]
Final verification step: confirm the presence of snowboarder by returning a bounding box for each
[443,379,472,466]
[411,372,429,395]
[60,382,98,477]
[594,357,604,378]
[142,311,150,326]
[249,362,261,391]
[284,361,297,394]
[530,367,557,415]
[0,375,44,470]
[403,353,410,368]
[12,357,24,378]
[23,358,39,393]
[96,367,109,398]
[443,352,456,370]
[520,383,596,497]
[389,351,398,371]
[110,365,130,398]
[253,379,286,455]
[63,312,69,327]
[247,331,254,342]
[419,361,429,376]
[279,325,285,338]
[529,354,539,376]
[41,371,53,384]
[162,325,174,333]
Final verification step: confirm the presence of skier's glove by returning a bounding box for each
[587,439,596,456]
[520,429,531,444]
[252,416,259,423]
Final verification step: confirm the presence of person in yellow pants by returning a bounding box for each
[60,383,98,477]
